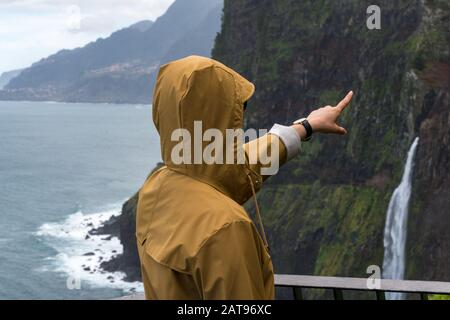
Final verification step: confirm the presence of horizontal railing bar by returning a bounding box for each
[274,274,450,295]
[114,275,450,299]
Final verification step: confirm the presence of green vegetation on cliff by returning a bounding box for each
[213,0,450,288]
[246,184,390,278]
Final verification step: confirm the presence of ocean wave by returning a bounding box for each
[35,204,143,294]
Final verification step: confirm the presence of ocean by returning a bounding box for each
[0,101,161,299]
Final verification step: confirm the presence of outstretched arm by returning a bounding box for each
[244,91,354,180]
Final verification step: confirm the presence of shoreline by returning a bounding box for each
[34,203,143,295]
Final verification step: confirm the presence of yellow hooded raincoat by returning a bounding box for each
[136,55,291,299]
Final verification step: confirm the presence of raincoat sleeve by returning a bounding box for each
[244,124,301,181]
[192,221,273,300]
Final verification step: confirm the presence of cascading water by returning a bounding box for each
[382,137,419,300]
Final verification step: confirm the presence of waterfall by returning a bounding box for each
[382,137,419,300]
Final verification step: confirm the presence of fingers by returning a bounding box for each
[336,90,353,112]
[335,124,347,135]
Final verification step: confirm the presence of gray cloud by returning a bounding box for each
[1,0,175,33]
[0,0,175,73]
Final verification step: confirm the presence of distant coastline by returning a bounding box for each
[0,99,151,107]
[1,0,223,107]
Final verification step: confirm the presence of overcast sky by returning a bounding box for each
[0,0,175,74]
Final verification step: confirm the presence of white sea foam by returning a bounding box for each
[35,204,143,294]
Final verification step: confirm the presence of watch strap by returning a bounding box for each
[293,118,313,141]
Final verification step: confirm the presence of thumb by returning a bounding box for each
[335,125,347,135]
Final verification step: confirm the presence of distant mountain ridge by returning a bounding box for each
[0,0,223,104]
[129,20,154,32]
[0,69,22,89]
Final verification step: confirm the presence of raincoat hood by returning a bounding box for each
[152,55,260,204]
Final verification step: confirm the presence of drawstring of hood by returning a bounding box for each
[247,174,270,252]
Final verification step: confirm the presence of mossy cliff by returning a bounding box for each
[213,0,449,286]
[106,0,449,294]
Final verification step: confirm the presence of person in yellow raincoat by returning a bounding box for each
[136,55,353,299]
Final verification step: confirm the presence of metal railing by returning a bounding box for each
[115,274,450,300]
[275,274,450,300]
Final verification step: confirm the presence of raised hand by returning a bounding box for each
[306,91,353,135]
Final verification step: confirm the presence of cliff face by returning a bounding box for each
[96,163,164,282]
[212,0,449,283]
[106,0,449,291]
[98,193,142,282]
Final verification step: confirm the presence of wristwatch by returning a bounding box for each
[293,118,313,141]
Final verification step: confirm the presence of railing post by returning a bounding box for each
[420,293,428,300]
[292,287,304,300]
[333,288,344,300]
[376,291,385,300]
